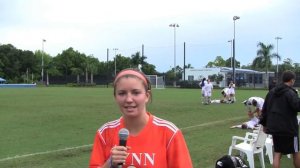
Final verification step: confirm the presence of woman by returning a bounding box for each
[228,81,236,103]
[89,69,193,168]
[203,78,213,104]
[199,78,207,104]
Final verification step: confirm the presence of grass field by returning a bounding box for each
[0,87,296,168]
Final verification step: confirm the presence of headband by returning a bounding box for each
[114,69,148,86]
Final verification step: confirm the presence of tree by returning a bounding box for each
[86,55,99,84]
[226,57,240,68]
[214,56,226,67]
[35,50,53,84]
[208,74,224,84]
[0,44,21,82]
[184,63,193,69]
[19,50,37,83]
[53,48,74,80]
[206,61,215,68]
[0,44,42,83]
[253,42,277,87]
[206,56,237,68]
[71,52,86,84]
[116,55,131,75]
[294,62,300,73]
[165,69,175,83]
[46,58,61,85]
[206,56,226,67]
[0,44,162,84]
[175,65,183,80]
[53,47,86,83]
[225,57,232,67]
[131,52,146,68]
[280,58,294,73]
[0,58,4,77]
[141,64,156,75]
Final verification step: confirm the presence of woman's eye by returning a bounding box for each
[132,90,142,95]
[117,92,126,96]
[132,92,140,95]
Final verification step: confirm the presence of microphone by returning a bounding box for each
[118,128,129,167]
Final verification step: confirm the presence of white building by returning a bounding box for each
[182,67,274,88]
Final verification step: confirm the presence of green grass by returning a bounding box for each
[0,87,295,167]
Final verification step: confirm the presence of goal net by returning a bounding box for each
[145,75,165,89]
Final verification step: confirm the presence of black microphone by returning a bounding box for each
[118,128,129,167]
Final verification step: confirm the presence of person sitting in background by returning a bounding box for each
[210,87,237,104]
[221,87,232,103]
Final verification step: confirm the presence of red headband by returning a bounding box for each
[114,69,148,85]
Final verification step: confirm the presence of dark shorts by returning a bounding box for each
[272,135,299,154]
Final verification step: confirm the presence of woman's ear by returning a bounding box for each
[145,90,151,102]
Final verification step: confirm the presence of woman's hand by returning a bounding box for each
[110,146,130,167]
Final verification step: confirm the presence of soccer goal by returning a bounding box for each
[145,75,165,89]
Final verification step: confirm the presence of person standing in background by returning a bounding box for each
[269,78,277,91]
[203,78,213,104]
[199,78,207,104]
[260,70,300,168]
[228,81,236,103]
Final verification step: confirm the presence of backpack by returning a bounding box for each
[215,155,249,168]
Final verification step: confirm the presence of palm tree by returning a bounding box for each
[184,63,193,69]
[131,52,147,69]
[86,56,99,84]
[253,42,278,87]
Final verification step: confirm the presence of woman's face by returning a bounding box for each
[114,77,150,118]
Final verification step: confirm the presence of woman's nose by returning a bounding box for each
[125,93,133,102]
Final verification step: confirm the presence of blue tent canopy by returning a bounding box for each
[0,77,6,82]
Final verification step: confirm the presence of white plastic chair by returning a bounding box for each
[228,125,267,168]
[265,135,273,164]
[251,129,274,164]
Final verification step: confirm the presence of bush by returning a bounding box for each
[178,81,200,88]
[66,83,97,87]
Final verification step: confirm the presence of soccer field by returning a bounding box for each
[0,87,295,167]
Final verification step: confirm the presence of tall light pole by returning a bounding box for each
[169,23,179,86]
[113,48,118,76]
[42,39,46,84]
[228,40,233,68]
[232,16,240,84]
[275,36,282,79]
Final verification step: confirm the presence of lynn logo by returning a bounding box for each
[127,153,156,166]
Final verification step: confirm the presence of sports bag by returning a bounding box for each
[215,155,249,168]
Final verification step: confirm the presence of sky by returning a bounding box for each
[1,0,299,72]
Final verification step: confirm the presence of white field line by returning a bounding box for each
[0,144,92,162]
[181,116,245,130]
[0,116,245,162]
